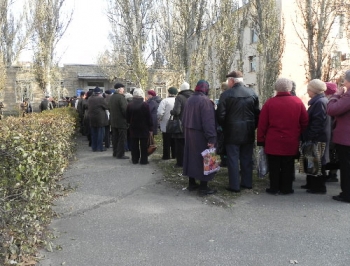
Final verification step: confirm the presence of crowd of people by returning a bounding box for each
[73,69,350,201]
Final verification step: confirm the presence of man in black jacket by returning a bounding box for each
[217,71,260,193]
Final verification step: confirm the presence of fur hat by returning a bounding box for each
[133,88,145,98]
[168,87,178,95]
[345,70,350,82]
[195,80,210,95]
[307,79,326,94]
[147,90,156,97]
[325,82,337,96]
[179,82,190,91]
[226,70,243,78]
[114,83,125,90]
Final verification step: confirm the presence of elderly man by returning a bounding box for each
[109,83,129,159]
[217,71,260,193]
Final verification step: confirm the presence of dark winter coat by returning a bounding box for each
[109,92,128,129]
[39,98,53,112]
[126,97,153,138]
[217,82,260,145]
[257,92,309,156]
[88,94,108,128]
[170,89,194,138]
[182,91,217,181]
[147,96,162,135]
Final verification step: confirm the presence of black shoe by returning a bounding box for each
[279,190,294,195]
[332,195,350,203]
[226,187,240,193]
[301,184,310,189]
[265,188,278,195]
[240,185,252,190]
[100,148,107,152]
[306,189,326,194]
[140,161,149,165]
[198,187,217,195]
[326,176,339,182]
[117,155,130,159]
[187,184,200,191]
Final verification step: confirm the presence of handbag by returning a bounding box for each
[201,148,221,175]
[257,147,269,178]
[301,141,319,175]
[147,133,157,156]
[166,115,183,134]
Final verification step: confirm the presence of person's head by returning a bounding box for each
[275,78,293,92]
[194,80,210,95]
[124,92,133,102]
[168,87,178,96]
[147,90,156,99]
[80,91,85,98]
[179,81,190,91]
[307,79,326,98]
[290,81,296,96]
[93,87,101,95]
[114,83,125,94]
[104,89,112,95]
[226,70,243,88]
[325,82,337,97]
[344,70,350,90]
[220,82,229,92]
[133,88,145,99]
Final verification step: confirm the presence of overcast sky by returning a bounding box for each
[19,0,111,65]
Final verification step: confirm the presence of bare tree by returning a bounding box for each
[106,0,157,89]
[249,0,285,104]
[31,0,72,95]
[293,0,349,81]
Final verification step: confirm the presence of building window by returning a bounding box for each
[248,56,256,72]
[251,28,258,43]
[155,87,167,99]
[15,81,33,103]
[87,81,104,87]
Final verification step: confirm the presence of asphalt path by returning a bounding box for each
[39,136,350,266]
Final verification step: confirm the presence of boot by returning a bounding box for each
[187,177,199,191]
[301,175,313,189]
[307,175,326,194]
[198,181,217,195]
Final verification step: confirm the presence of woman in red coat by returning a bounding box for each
[257,78,309,195]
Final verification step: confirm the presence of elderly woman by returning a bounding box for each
[300,79,331,194]
[182,80,217,195]
[257,78,309,195]
[327,70,350,203]
[126,88,153,165]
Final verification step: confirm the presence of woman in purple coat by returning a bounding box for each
[182,80,217,195]
[327,70,350,203]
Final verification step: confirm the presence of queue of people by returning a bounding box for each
[78,70,350,202]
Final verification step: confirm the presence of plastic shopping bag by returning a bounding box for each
[257,147,269,178]
[202,148,221,175]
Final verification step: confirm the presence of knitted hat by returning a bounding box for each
[325,82,337,96]
[307,79,326,94]
[93,87,101,93]
[179,82,190,91]
[195,80,210,95]
[147,90,156,97]
[168,87,178,95]
[133,88,145,98]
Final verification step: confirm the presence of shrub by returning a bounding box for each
[0,108,78,265]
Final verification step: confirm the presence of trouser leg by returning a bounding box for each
[239,143,254,188]
[226,144,240,190]
[337,144,350,200]
[267,155,280,192]
[140,138,148,164]
[279,156,294,193]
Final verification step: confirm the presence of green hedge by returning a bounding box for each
[0,108,78,265]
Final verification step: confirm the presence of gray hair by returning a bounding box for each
[345,70,350,82]
[275,78,293,92]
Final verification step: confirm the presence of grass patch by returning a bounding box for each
[151,134,269,206]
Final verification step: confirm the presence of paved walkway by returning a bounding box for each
[39,136,350,266]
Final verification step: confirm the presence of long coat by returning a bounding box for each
[170,89,194,138]
[327,90,350,146]
[126,97,153,138]
[109,92,128,129]
[147,96,162,134]
[88,94,108,128]
[182,92,217,181]
[257,92,309,156]
[302,93,331,164]
[157,96,175,132]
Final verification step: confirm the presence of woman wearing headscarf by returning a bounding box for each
[182,80,217,195]
[327,70,350,203]
[257,78,308,195]
[300,79,331,194]
[126,88,153,165]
